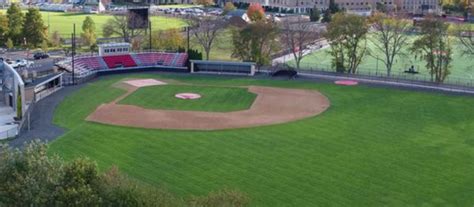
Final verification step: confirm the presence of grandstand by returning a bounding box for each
[56,52,189,76]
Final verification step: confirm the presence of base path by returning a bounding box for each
[86,79,330,130]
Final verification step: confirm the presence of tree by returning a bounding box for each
[6,38,13,49]
[247,3,265,22]
[411,16,453,83]
[321,9,331,23]
[368,13,411,76]
[147,28,185,51]
[81,16,96,47]
[190,16,226,60]
[50,31,62,47]
[0,141,250,207]
[22,8,47,48]
[325,13,368,73]
[232,20,280,67]
[309,7,321,22]
[7,3,24,46]
[0,13,8,44]
[456,23,473,56]
[41,40,48,52]
[375,2,388,13]
[194,0,214,6]
[223,1,237,15]
[102,14,144,43]
[328,0,340,14]
[280,16,321,69]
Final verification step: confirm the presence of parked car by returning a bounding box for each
[33,52,49,60]
[6,59,34,68]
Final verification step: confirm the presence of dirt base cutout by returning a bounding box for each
[86,79,330,130]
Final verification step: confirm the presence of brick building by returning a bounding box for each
[230,0,440,14]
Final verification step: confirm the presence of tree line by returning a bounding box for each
[186,2,473,84]
[0,141,250,207]
[0,3,47,49]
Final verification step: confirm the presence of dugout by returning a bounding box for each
[190,60,256,76]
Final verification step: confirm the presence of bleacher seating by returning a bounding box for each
[133,53,188,67]
[56,52,188,75]
[102,54,137,68]
[75,57,104,70]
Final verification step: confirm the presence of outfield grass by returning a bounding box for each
[292,34,474,81]
[0,10,188,37]
[119,85,256,112]
[49,74,474,206]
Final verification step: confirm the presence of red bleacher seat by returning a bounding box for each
[74,57,104,70]
[102,54,137,68]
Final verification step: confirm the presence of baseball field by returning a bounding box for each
[48,73,474,206]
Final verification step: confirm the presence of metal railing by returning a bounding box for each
[294,63,474,89]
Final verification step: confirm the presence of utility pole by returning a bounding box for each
[149,21,152,51]
[186,26,190,52]
[72,24,76,85]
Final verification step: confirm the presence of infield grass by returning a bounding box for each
[49,74,474,206]
[119,85,256,112]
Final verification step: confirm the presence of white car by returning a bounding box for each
[6,59,34,68]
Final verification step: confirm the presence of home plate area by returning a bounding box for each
[86,78,330,130]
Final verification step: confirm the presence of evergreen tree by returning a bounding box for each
[309,7,321,22]
[7,3,24,46]
[328,0,340,14]
[322,9,331,23]
[22,8,46,48]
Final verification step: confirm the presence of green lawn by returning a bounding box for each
[293,34,474,82]
[191,29,237,61]
[49,73,474,206]
[0,10,188,37]
[119,85,256,112]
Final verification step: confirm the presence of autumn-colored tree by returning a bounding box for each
[81,16,96,47]
[368,12,411,76]
[146,29,185,51]
[247,3,265,22]
[194,0,214,6]
[232,20,280,67]
[50,31,62,47]
[223,2,236,15]
[411,16,453,83]
[325,12,368,73]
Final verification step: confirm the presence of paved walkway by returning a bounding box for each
[8,85,83,148]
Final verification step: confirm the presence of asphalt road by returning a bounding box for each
[1,50,62,74]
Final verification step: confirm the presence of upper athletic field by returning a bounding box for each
[48,73,474,207]
[0,10,188,37]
